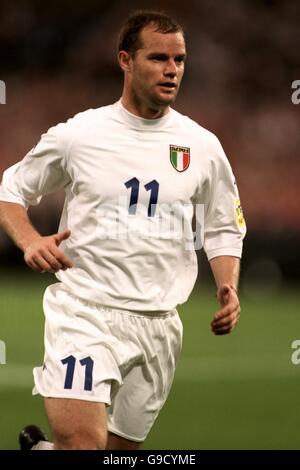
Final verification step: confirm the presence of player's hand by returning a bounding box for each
[24,229,74,273]
[211,284,240,335]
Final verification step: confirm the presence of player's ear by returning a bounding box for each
[118,51,132,72]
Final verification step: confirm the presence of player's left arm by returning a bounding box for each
[209,255,241,335]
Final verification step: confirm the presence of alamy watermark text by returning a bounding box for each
[291,80,300,105]
[0,340,6,364]
[0,80,6,104]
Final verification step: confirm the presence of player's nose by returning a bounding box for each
[164,59,177,77]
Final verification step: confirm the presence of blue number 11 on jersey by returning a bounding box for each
[125,177,159,217]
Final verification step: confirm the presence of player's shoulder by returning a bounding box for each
[52,103,114,143]
[172,109,223,154]
[64,104,113,128]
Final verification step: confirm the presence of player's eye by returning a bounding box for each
[149,55,168,61]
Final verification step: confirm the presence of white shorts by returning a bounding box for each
[33,283,183,442]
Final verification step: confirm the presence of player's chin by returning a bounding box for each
[156,93,177,106]
[155,89,178,104]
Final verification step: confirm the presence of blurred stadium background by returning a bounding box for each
[0,0,300,449]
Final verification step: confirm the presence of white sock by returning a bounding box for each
[31,440,54,450]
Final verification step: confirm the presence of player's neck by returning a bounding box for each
[121,96,170,120]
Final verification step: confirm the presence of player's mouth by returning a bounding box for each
[158,82,177,90]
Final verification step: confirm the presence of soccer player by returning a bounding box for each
[0,11,246,450]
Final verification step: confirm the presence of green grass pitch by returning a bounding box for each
[0,270,300,449]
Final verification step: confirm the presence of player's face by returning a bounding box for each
[125,26,186,113]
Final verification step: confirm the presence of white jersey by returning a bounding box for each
[0,100,246,312]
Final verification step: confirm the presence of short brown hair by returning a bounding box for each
[118,10,184,56]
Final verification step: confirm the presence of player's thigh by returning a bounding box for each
[107,311,183,443]
[107,431,143,450]
[44,397,107,449]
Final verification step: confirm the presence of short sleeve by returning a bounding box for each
[199,137,246,260]
[0,123,70,209]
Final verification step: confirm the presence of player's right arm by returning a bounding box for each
[0,201,73,273]
[0,122,74,273]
